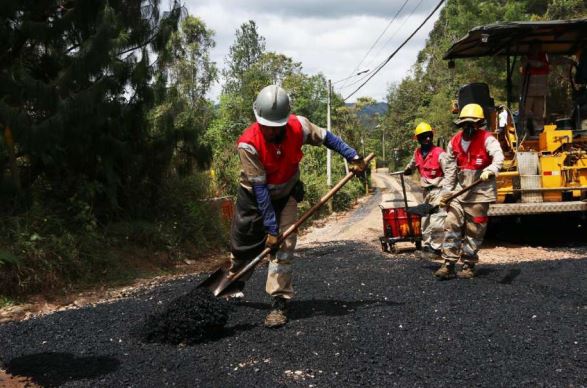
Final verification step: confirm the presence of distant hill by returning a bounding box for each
[360,102,388,116]
[345,102,388,128]
[345,102,388,116]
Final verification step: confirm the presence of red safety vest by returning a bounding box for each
[414,146,445,179]
[238,115,304,185]
[450,130,492,170]
[526,52,549,75]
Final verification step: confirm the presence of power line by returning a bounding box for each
[338,0,424,94]
[343,0,445,101]
[332,69,370,85]
[338,0,409,91]
[355,0,424,86]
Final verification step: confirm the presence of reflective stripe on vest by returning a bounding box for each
[238,115,304,185]
[414,146,444,179]
[450,130,492,171]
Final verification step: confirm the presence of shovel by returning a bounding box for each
[198,153,375,297]
[406,179,484,217]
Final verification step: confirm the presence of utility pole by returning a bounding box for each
[376,123,384,163]
[327,70,369,206]
[382,128,385,162]
[327,79,332,189]
[360,135,368,194]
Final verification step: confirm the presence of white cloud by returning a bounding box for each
[183,0,443,102]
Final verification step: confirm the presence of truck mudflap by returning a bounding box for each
[488,201,587,216]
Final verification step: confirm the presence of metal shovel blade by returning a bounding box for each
[407,203,437,217]
[406,179,484,217]
[197,262,251,297]
[198,245,270,297]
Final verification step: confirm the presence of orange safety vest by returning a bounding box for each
[238,115,304,185]
[414,145,444,179]
[450,130,492,171]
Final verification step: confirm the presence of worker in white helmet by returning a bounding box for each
[230,85,366,328]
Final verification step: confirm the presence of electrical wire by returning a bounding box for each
[343,0,446,101]
[357,0,424,83]
[338,0,424,93]
[338,0,409,91]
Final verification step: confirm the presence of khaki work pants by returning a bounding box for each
[266,196,298,299]
[441,199,490,264]
[525,95,545,132]
[422,188,447,251]
[524,74,547,132]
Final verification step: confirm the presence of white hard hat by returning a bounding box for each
[253,85,291,126]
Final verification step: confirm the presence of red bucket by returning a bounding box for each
[381,207,421,239]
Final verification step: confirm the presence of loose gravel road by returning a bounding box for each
[0,171,586,387]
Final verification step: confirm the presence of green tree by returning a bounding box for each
[223,20,266,94]
[0,0,183,218]
[150,15,218,178]
[545,0,587,19]
[284,73,329,125]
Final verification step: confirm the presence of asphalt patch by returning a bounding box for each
[138,287,232,345]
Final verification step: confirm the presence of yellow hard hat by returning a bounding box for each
[455,103,484,125]
[414,122,433,137]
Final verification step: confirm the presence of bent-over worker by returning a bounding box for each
[231,84,366,327]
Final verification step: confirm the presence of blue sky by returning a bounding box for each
[183,0,443,102]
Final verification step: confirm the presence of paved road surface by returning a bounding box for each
[0,171,585,387]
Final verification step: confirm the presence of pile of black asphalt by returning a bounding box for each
[0,241,585,387]
[138,287,232,345]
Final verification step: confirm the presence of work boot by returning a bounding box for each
[457,263,476,279]
[264,296,288,328]
[434,261,456,280]
[419,246,442,260]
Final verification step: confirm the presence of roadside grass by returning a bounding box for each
[0,172,368,304]
[0,296,15,309]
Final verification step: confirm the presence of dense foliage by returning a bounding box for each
[0,1,222,295]
[0,10,365,297]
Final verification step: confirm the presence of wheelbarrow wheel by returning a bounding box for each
[381,241,390,253]
[415,241,422,250]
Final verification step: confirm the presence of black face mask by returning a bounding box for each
[273,128,286,143]
[463,124,476,138]
[416,133,433,150]
[266,127,286,143]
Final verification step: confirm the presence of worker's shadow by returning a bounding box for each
[420,263,521,283]
[237,299,404,321]
[6,352,120,387]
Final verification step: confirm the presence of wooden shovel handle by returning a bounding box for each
[446,179,483,203]
[230,153,376,282]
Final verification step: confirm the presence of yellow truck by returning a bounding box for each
[443,19,587,217]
